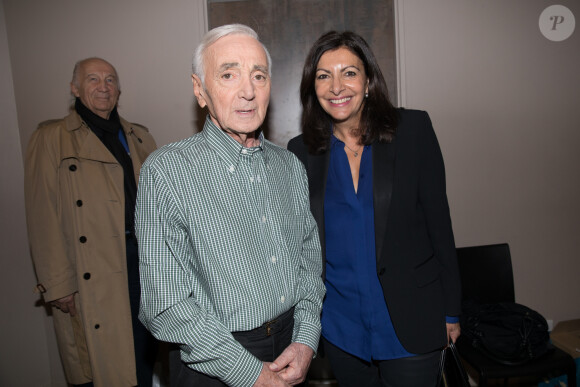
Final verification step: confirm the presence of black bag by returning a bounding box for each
[437,340,470,387]
[460,300,553,365]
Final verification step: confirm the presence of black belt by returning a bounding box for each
[233,307,295,338]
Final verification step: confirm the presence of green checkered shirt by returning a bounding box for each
[135,118,325,386]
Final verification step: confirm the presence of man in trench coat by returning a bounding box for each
[24,57,158,387]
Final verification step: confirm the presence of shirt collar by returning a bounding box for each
[201,116,266,173]
[330,133,341,147]
[330,133,348,153]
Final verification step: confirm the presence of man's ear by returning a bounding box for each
[192,74,207,108]
[70,82,80,98]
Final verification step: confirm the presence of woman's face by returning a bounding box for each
[314,47,369,130]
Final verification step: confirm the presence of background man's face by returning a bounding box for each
[71,59,120,119]
[193,34,271,143]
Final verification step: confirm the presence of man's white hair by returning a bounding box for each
[192,24,272,86]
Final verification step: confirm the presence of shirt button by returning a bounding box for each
[271,256,277,263]
[250,176,254,183]
[261,215,266,223]
[280,296,285,303]
[256,175,261,183]
[228,165,235,173]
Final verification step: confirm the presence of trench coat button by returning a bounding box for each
[76,200,83,207]
[378,268,385,276]
[79,236,87,243]
[94,324,100,329]
[83,273,91,280]
[69,165,77,171]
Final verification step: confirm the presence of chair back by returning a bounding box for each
[456,243,515,304]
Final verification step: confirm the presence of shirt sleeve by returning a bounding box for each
[135,160,263,387]
[290,157,326,352]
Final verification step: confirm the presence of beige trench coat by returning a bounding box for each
[24,111,157,386]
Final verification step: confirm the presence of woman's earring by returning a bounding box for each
[365,92,369,98]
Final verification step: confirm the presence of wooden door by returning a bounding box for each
[208,0,396,146]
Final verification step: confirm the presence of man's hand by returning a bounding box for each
[446,322,461,344]
[51,293,77,316]
[253,363,290,387]
[269,342,313,385]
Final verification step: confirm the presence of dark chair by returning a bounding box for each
[455,243,577,387]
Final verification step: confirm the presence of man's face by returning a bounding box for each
[71,59,120,119]
[192,34,271,144]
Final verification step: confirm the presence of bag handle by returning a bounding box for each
[438,340,470,387]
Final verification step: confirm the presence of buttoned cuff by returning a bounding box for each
[221,349,263,387]
[292,320,322,353]
[40,277,77,303]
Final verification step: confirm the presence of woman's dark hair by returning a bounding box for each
[300,31,398,154]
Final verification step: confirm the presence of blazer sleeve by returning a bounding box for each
[417,112,462,317]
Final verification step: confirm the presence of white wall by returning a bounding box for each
[5,0,207,153]
[397,0,580,324]
[0,2,54,385]
[1,0,207,385]
[2,0,579,385]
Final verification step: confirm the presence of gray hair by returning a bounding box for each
[192,24,272,86]
[71,57,120,90]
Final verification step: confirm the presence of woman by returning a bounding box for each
[287,31,461,386]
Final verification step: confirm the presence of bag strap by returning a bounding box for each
[438,340,470,387]
[437,344,447,386]
[448,341,470,386]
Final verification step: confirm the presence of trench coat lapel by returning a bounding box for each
[372,140,396,262]
[64,113,118,164]
[77,133,118,163]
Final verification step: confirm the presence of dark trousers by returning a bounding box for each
[173,307,303,386]
[127,234,159,387]
[323,337,441,387]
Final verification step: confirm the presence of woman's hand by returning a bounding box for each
[446,322,461,344]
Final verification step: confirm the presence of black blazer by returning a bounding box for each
[288,108,461,354]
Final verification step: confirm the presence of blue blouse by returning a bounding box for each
[321,135,413,361]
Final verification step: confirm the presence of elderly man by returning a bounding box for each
[135,24,325,387]
[24,57,158,387]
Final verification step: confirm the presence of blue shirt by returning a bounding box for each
[321,135,412,361]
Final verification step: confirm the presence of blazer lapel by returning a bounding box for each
[373,140,396,262]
